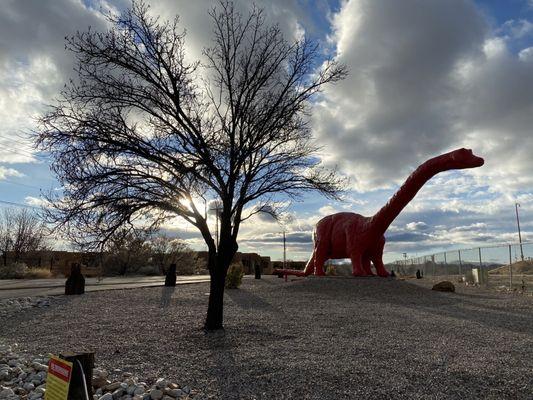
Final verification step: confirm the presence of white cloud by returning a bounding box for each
[518,46,533,61]
[498,19,533,39]
[0,166,23,180]
[24,196,50,208]
[0,0,108,164]
[318,205,340,215]
[406,222,429,231]
[313,0,487,190]
[1,0,532,262]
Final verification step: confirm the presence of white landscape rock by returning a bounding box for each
[0,345,196,399]
[0,388,15,398]
[150,389,164,400]
[166,388,183,398]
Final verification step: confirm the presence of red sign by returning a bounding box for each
[48,357,72,382]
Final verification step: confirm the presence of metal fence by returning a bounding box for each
[389,242,533,294]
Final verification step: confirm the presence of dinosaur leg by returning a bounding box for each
[371,248,389,277]
[362,255,375,276]
[350,253,367,276]
[311,220,332,276]
[314,249,327,276]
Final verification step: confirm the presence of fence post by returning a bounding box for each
[509,244,513,290]
[478,247,483,285]
[458,250,462,276]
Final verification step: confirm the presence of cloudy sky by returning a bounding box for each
[1,0,532,263]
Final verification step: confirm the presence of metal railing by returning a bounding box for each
[389,242,533,293]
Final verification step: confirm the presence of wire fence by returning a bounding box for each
[389,242,533,294]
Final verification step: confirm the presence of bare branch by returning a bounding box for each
[36,0,346,257]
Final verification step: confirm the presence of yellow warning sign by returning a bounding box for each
[44,355,73,400]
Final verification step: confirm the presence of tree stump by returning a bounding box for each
[416,269,422,279]
[65,263,85,295]
[165,263,177,286]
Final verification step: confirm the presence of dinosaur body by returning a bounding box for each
[275,148,484,278]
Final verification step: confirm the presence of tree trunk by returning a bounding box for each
[204,236,237,331]
[201,207,239,331]
[204,266,226,331]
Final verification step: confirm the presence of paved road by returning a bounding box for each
[0,275,211,299]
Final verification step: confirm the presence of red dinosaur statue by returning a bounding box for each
[275,148,484,278]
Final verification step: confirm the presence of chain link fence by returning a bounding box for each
[389,242,533,294]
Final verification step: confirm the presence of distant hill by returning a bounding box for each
[489,260,533,275]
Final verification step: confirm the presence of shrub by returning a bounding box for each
[325,264,336,276]
[137,265,161,276]
[0,262,29,279]
[24,268,53,279]
[225,262,244,289]
[0,263,54,279]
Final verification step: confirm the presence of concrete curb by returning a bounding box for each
[0,278,211,291]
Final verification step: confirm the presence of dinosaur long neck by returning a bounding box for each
[371,154,451,235]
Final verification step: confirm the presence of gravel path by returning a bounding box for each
[1,276,532,399]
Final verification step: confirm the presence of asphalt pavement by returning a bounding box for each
[0,275,211,299]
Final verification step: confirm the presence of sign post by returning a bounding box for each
[45,355,73,400]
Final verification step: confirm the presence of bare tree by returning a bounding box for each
[0,209,13,266]
[103,228,152,275]
[0,208,49,265]
[37,1,346,330]
[149,233,197,275]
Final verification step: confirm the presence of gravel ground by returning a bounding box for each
[1,276,532,399]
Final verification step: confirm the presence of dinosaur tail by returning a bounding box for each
[272,233,315,277]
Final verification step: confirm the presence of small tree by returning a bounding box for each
[103,229,151,275]
[37,1,345,330]
[149,233,197,275]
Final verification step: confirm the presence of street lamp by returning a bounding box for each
[515,203,524,261]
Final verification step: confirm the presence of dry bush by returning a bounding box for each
[325,264,336,276]
[24,268,53,279]
[0,263,52,279]
[225,262,244,289]
[0,262,28,279]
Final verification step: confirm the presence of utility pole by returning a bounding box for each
[209,202,223,252]
[204,200,208,252]
[215,212,219,251]
[283,230,286,269]
[515,203,524,261]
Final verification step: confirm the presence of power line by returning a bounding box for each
[0,199,39,209]
[0,146,49,162]
[0,179,42,190]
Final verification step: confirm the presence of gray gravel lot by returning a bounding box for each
[1,276,532,399]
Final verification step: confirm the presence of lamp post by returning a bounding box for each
[515,203,524,262]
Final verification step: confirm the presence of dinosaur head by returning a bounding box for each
[447,148,484,169]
